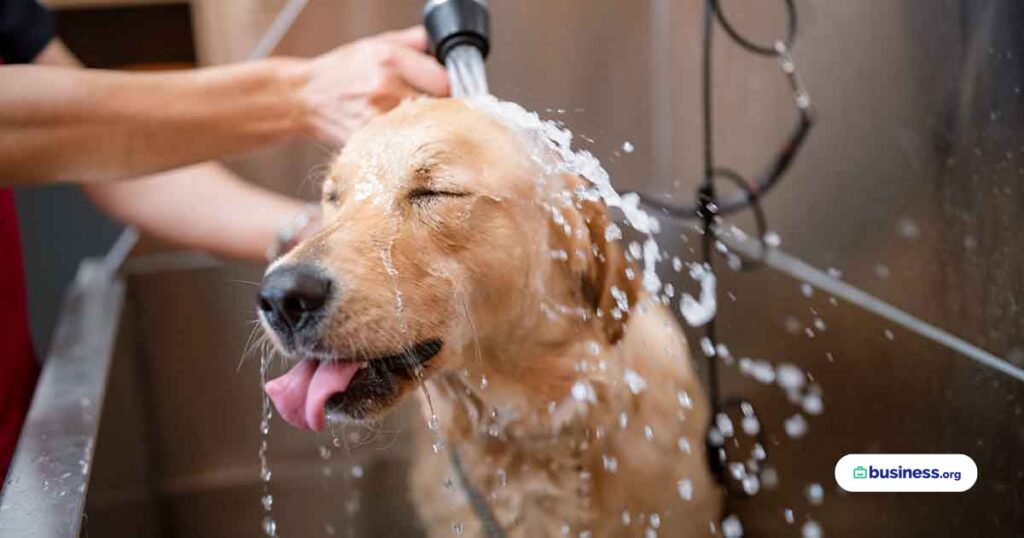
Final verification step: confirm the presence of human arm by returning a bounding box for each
[35,39,314,262]
[81,162,311,261]
[0,25,448,185]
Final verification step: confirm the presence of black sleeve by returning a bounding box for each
[0,0,53,64]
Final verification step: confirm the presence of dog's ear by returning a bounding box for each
[561,175,640,344]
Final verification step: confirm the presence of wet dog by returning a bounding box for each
[258,98,721,536]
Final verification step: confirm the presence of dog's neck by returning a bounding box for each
[422,316,631,450]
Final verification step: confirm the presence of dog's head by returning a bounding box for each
[259,98,638,430]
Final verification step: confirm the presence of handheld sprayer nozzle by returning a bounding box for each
[424,0,490,65]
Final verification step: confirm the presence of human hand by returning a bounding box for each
[295,25,450,146]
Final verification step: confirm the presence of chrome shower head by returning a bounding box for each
[424,0,490,65]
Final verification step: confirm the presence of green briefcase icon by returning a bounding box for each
[853,466,868,479]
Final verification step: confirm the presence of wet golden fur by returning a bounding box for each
[278,98,721,536]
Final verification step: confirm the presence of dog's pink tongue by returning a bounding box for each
[264,359,360,432]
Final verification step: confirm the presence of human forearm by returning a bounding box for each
[0,60,310,185]
[82,162,307,261]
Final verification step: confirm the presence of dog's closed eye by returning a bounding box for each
[408,187,471,203]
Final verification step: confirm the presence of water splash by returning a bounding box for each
[679,263,717,327]
[467,97,664,295]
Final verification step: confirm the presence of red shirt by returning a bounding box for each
[0,0,54,481]
[0,188,37,481]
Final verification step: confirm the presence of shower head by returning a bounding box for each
[424,0,490,65]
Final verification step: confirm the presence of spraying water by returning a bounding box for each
[446,46,490,98]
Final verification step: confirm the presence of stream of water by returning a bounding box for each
[445,46,490,98]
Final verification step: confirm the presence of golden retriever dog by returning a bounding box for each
[258,98,721,536]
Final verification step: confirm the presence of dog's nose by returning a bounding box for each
[258,263,332,334]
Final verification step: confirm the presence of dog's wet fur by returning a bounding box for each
[262,98,721,536]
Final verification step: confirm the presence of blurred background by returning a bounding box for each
[9,0,1023,536]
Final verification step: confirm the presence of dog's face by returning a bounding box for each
[259,98,637,430]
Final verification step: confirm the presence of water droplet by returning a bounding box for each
[318,446,331,460]
[897,217,920,238]
[610,285,631,311]
[802,393,825,415]
[715,413,734,437]
[801,519,823,538]
[776,363,806,392]
[722,514,743,537]
[784,508,795,524]
[604,223,622,241]
[741,415,761,436]
[624,369,647,394]
[261,494,273,511]
[679,263,717,327]
[740,358,777,384]
[677,436,693,453]
[427,415,440,431]
[571,380,596,402]
[622,141,635,153]
[884,329,895,340]
[800,283,814,297]
[350,465,364,479]
[678,478,694,501]
[796,92,811,109]
[806,483,824,505]
[452,520,464,534]
[742,474,761,495]
[700,337,716,357]
[784,414,809,438]
[763,231,781,247]
[262,516,277,536]
[677,390,693,409]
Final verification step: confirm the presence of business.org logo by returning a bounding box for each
[836,454,977,492]
[851,464,961,481]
